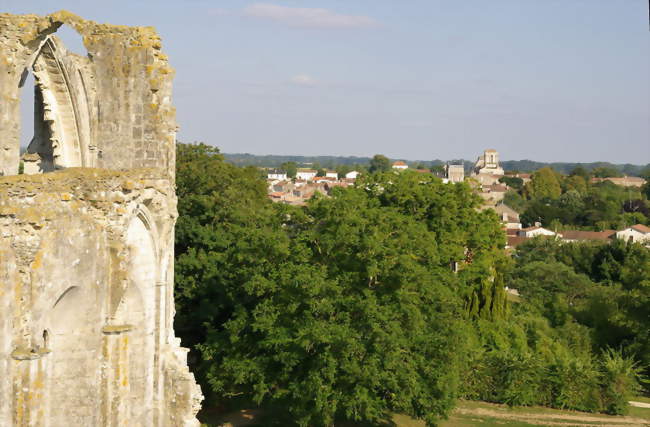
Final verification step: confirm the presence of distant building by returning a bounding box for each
[559,230,616,243]
[478,183,508,204]
[267,169,287,180]
[591,176,646,188]
[616,224,650,245]
[392,161,408,170]
[505,172,532,184]
[345,171,360,179]
[445,164,464,183]
[472,149,504,184]
[325,171,338,179]
[494,204,521,230]
[313,176,337,183]
[296,169,317,181]
[480,203,521,231]
[518,226,557,238]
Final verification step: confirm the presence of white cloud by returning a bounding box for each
[243,3,378,29]
[290,74,317,86]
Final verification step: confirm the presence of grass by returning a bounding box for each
[200,399,650,427]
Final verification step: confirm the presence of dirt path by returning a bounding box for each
[630,401,650,409]
[455,404,649,426]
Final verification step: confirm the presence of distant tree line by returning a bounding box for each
[217,149,649,177]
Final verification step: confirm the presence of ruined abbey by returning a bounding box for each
[0,11,202,426]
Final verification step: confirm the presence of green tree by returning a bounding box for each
[526,167,562,200]
[563,175,587,194]
[368,154,391,174]
[570,166,591,181]
[503,190,527,212]
[335,164,351,179]
[175,149,510,426]
[499,176,524,190]
[593,166,623,178]
[281,161,298,178]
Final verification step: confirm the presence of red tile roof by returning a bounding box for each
[507,236,529,248]
[631,224,650,234]
[559,230,616,241]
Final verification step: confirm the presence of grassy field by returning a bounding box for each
[200,399,650,427]
[441,400,650,426]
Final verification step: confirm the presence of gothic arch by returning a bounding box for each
[109,211,159,422]
[20,33,93,173]
[46,284,102,424]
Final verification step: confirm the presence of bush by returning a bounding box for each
[599,348,643,415]
[461,317,643,415]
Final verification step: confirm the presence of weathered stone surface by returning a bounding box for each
[0,11,201,426]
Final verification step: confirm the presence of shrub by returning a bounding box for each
[599,348,643,415]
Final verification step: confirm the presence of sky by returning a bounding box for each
[4,0,649,163]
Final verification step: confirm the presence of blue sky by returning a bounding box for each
[4,0,649,163]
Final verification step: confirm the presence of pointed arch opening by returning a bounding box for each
[18,24,93,174]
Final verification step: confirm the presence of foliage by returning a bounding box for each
[461,313,642,414]
[176,147,509,426]
[526,167,562,200]
[503,190,526,212]
[368,154,391,174]
[600,348,643,415]
[499,176,524,190]
[175,144,645,424]
[511,238,650,381]
[593,166,623,178]
[517,174,648,229]
[281,161,297,178]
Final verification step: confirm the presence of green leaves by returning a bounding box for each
[174,150,510,425]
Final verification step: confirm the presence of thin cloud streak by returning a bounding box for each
[243,3,379,29]
[290,74,317,86]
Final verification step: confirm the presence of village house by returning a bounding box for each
[271,180,293,193]
[345,170,360,179]
[296,168,317,181]
[518,225,558,238]
[267,168,287,180]
[479,203,521,230]
[313,176,337,184]
[445,163,465,183]
[591,176,646,188]
[495,204,521,230]
[392,161,408,170]
[325,170,338,178]
[559,230,616,242]
[616,224,650,245]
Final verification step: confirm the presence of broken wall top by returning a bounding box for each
[0,11,176,176]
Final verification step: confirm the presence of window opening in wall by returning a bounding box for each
[17,24,90,175]
[19,67,54,174]
[18,70,34,174]
[43,329,50,349]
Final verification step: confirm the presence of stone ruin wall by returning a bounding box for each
[0,11,201,426]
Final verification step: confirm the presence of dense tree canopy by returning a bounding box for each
[503,165,650,230]
[368,154,391,173]
[526,167,562,200]
[175,144,510,425]
[175,144,646,424]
